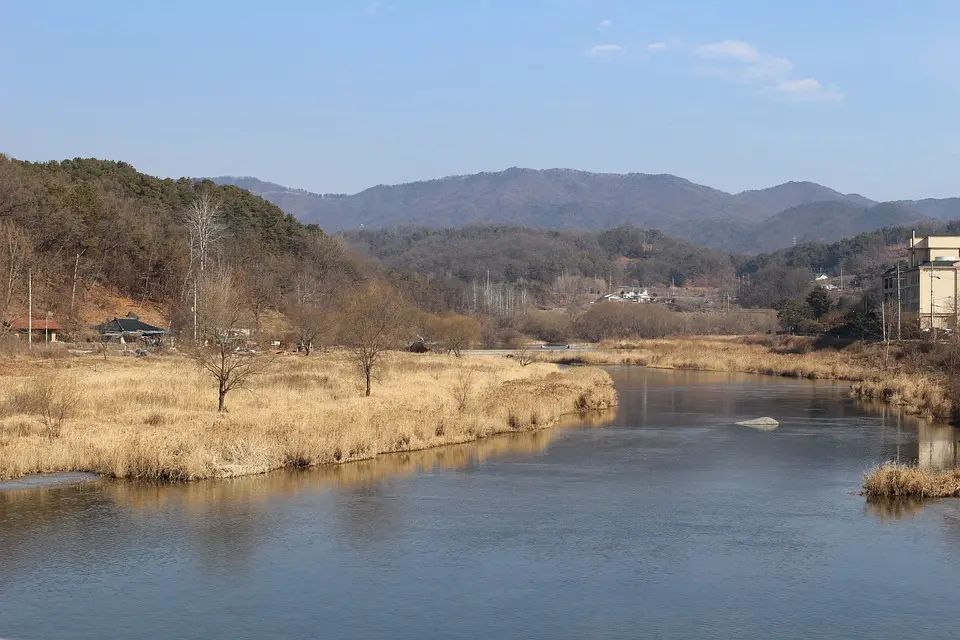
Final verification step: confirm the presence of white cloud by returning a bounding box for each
[585,44,625,58]
[693,40,760,62]
[742,56,793,81]
[365,1,382,15]
[691,40,841,102]
[775,78,844,102]
[647,42,667,52]
[598,19,613,32]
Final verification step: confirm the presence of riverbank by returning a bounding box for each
[534,336,952,421]
[0,352,616,482]
[862,462,960,498]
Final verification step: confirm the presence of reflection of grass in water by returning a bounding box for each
[106,410,616,513]
[865,497,929,523]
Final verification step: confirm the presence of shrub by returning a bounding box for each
[522,310,572,344]
[448,365,476,412]
[4,372,82,437]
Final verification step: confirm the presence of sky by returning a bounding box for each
[2,0,960,200]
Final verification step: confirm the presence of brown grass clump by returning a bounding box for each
[0,351,617,482]
[862,462,960,499]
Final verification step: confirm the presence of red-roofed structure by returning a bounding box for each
[3,317,62,342]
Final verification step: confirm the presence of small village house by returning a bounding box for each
[2,316,61,343]
[595,286,654,304]
[94,313,167,345]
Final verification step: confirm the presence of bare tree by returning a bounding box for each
[191,267,272,412]
[448,364,477,412]
[0,221,32,326]
[183,194,228,343]
[429,313,482,357]
[286,305,324,355]
[241,259,279,336]
[69,249,86,318]
[284,240,350,355]
[185,193,227,274]
[284,269,343,355]
[516,342,537,367]
[340,281,411,397]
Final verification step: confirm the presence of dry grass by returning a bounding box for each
[538,336,953,420]
[0,351,617,482]
[0,416,614,512]
[862,462,960,498]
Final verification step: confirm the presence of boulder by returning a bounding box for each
[735,417,780,431]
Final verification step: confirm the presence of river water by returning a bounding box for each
[3,368,960,639]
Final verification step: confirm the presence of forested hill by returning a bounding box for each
[0,155,347,329]
[349,220,960,311]
[748,220,960,275]
[346,225,740,290]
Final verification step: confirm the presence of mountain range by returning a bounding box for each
[212,169,959,252]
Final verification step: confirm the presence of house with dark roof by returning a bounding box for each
[95,313,167,344]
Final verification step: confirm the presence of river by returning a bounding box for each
[3,368,960,639]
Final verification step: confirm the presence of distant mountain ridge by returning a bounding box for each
[210,169,958,252]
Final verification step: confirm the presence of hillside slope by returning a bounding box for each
[0,155,345,332]
[346,224,739,290]
[734,181,875,214]
[747,201,929,252]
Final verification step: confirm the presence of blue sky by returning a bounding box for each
[2,0,959,200]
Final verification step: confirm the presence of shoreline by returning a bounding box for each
[0,410,616,492]
[532,336,953,422]
[0,352,617,483]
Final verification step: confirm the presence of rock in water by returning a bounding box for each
[735,417,780,430]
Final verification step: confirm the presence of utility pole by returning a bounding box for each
[931,268,937,339]
[193,280,198,344]
[896,262,902,341]
[27,269,32,348]
[840,266,844,291]
[881,295,887,343]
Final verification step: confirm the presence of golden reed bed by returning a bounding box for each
[0,352,616,482]
[862,462,960,499]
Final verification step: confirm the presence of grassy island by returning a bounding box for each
[0,352,616,482]
[863,462,960,499]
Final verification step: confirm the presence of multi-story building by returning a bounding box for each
[883,233,960,330]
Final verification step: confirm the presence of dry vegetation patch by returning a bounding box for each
[0,351,616,481]
[862,462,960,499]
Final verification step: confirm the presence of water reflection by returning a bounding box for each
[864,498,928,523]
[855,396,960,470]
[8,370,960,640]
[855,399,960,523]
[0,414,613,581]
[918,423,960,470]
